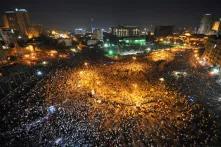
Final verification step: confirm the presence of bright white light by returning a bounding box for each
[119,50,144,56]
[48,105,56,114]
[42,61,48,65]
[104,43,109,48]
[210,67,220,75]
[214,44,217,48]
[70,48,77,52]
[36,70,43,76]
[159,78,165,82]
[146,48,151,52]
[84,62,89,66]
[55,137,62,145]
[75,28,83,31]
[2,46,8,49]
[91,89,95,95]
[172,71,187,78]
[97,99,102,103]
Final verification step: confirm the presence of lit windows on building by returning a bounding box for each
[3,9,30,36]
[112,26,141,37]
[204,38,221,65]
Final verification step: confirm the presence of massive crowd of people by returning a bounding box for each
[0,50,219,146]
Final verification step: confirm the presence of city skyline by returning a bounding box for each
[1,0,221,30]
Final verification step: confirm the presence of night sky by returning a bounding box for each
[1,0,221,30]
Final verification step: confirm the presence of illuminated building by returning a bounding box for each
[119,37,146,46]
[87,40,98,46]
[0,28,17,47]
[112,25,141,37]
[212,21,220,31]
[103,36,148,56]
[50,30,69,39]
[0,28,4,40]
[104,26,149,56]
[212,19,221,35]
[28,24,44,38]
[74,28,86,35]
[3,9,30,36]
[204,37,221,65]
[0,29,4,49]
[177,34,207,47]
[92,29,103,41]
[154,26,174,37]
[198,14,214,35]
[3,9,45,39]
[58,39,72,47]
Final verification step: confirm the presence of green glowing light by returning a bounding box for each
[108,50,114,55]
[121,38,146,46]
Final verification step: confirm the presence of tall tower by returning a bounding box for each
[198,14,214,35]
[3,8,30,36]
[90,17,94,33]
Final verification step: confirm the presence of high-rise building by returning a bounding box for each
[112,25,141,37]
[198,14,214,35]
[212,18,221,35]
[0,28,4,47]
[204,37,221,65]
[74,28,86,35]
[0,28,17,48]
[86,18,94,33]
[92,29,103,40]
[3,9,30,36]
